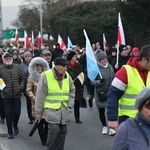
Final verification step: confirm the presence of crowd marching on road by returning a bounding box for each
[0,42,150,150]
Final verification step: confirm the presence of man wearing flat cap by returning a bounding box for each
[0,52,25,139]
[41,50,52,68]
[35,57,75,150]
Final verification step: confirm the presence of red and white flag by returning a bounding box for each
[31,31,35,50]
[117,12,126,45]
[15,28,19,44]
[24,30,29,51]
[103,33,107,51]
[38,31,42,49]
[58,35,66,50]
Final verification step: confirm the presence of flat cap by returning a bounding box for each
[54,57,68,66]
[135,87,150,110]
[3,52,12,58]
[42,50,52,55]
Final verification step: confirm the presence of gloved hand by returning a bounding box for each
[100,78,105,84]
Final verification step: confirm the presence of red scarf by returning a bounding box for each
[70,61,76,68]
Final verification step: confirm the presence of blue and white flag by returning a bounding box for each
[67,36,73,48]
[83,29,99,81]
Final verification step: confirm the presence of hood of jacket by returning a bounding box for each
[127,57,146,71]
[28,57,49,82]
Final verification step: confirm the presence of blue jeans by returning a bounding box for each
[3,98,21,134]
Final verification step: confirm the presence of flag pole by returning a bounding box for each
[116,41,119,65]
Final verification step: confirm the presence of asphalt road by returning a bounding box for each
[0,96,113,150]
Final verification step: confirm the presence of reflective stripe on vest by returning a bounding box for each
[44,69,70,109]
[119,65,150,118]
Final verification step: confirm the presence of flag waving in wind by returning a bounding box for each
[38,31,42,49]
[117,12,126,45]
[58,35,66,50]
[15,28,19,45]
[24,30,29,51]
[31,31,35,50]
[67,36,73,48]
[103,33,107,51]
[83,29,99,81]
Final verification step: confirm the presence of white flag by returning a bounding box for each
[0,78,6,90]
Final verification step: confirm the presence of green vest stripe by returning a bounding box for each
[44,69,70,109]
[45,99,68,103]
[121,94,137,99]
[47,92,69,96]
[119,104,137,110]
[119,65,150,118]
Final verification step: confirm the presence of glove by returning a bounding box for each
[100,78,105,84]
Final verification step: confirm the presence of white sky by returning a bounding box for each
[1,0,23,29]
[2,0,23,6]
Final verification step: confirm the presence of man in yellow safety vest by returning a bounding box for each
[107,45,150,131]
[35,57,75,150]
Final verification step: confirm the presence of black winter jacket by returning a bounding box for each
[0,63,25,98]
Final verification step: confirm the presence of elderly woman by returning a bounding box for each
[111,87,150,150]
[91,51,115,135]
[26,57,49,146]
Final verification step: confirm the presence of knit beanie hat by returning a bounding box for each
[135,87,150,110]
[119,45,127,53]
[66,51,76,61]
[24,52,32,57]
[96,51,108,62]
[132,47,140,53]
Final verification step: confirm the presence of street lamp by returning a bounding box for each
[40,0,43,41]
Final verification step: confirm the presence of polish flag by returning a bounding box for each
[58,35,66,50]
[38,31,42,49]
[24,30,29,51]
[117,12,126,45]
[15,28,19,44]
[103,33,107,51]
[31,31,35,50]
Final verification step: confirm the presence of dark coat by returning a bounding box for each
[51,49,63,61]
[111,113,150,150]
[0,63,25,98]
[91,63,114,108]
[67,62,84,100]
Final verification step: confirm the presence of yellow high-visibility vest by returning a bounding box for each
[44,70,70,109]
[119,65,150,118]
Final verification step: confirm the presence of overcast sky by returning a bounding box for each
[1,0,23,29]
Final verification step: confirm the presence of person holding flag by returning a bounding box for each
[66,51,84,124]
[107,45,150,132]
[91,51,115,135]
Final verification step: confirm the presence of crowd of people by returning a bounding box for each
[0,41,149,150]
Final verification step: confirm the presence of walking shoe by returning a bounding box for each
[29,120,33,124]
[88,99,93,108]
[41,140,47,146]
[0,119,4,124]
[14,127,19,135]
[108,128,116,136]
[76,119,82,124]
[102,126,108,135]
[8,134,14,139]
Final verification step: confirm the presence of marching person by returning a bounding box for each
[66,51,84,124]
[20,51,34,124]
[26,57,49,146]
[0,52,25,139]
[107,45,150,131]
[91,51,115,135]
[35,57,75,150]
[111,87,150,150]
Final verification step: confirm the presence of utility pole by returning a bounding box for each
[40,0,43,41]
